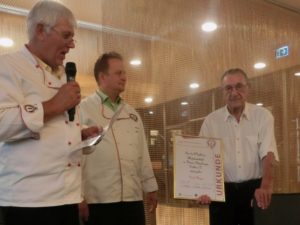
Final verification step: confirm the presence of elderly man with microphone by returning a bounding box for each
[0,1,99,225]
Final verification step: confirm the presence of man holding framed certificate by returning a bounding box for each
[197,68,279,225]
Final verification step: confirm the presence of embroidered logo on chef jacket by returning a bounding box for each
[24,104,38,113]
[129,113,138,122]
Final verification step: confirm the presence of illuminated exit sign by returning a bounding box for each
[276,45,289,59]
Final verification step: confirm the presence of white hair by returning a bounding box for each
[26,1,77,40]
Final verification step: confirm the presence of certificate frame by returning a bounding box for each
[173,135,225,202]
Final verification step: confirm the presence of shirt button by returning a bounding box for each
[76,123,80,126]
[48,82,52,85]
[77,163,81,167]
[65,121,69,124]
[238,165,241,168]
[68,141,72,145]
[68,163,71,167]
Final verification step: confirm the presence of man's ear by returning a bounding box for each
[97,72,106,84]
[35,23,47,41]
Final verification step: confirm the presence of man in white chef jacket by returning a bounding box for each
[0,2,99,225]
[79,52,158,225]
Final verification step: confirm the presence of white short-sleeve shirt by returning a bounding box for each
[200,103,279,183]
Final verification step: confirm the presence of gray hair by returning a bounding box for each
[26,1,76,40]
[220,68,249,84]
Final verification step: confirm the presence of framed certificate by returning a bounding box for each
[173,135,225,202]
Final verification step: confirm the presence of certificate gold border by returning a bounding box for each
[173,134,225,202]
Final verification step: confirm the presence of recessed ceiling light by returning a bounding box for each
[254,62,266,69]
[149,111,154,115]
[201,22,218,32]
[256,102,263,106]
[189,83,199,89]
[294,72,300,76]
[181,101,189,106]
[0,37,14,47]
[144,97,153,103]
[130,59,141,66]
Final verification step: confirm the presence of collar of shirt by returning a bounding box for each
[223,102,250,122]
[35,56,65,80]
[96,90,122,112]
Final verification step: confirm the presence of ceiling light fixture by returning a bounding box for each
[130,59,141,66]
[0,37,14,47]
[189,83,199,89]
[144,97,153,103]
[201,22,218,32]
[181,101,189,106]
[256,103,263,106]
[254,62,266,69]
[294,72,300,76]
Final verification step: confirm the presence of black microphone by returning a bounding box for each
[65,62,77,121]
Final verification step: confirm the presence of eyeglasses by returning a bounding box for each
[223,83,248,93]
[51,27,76,44]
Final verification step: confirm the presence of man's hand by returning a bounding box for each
[78,200,89,222]
[147,191,158,213]
[254,186,272,209]
[43,81,81,122]
[196,195,211,205]
[255,152,275,210]
[81,126,102,140]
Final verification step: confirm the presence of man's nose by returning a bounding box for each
[67,39,75,49]
[230,87,239,95]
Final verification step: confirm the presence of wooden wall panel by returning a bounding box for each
[1,1,300,225]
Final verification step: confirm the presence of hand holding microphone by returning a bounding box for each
[65,62,77,121]
[42,62,80,122]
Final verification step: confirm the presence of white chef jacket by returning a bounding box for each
[200,103,279,183]
[0,47,83,207]
[80,92,158,203]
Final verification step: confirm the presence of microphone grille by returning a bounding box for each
[65,62,77,78]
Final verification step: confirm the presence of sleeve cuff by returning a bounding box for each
[20,102,44,133]
[142,176,158,193]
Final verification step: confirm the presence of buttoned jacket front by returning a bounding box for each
[0,47,83,207]
[80,92,158,203]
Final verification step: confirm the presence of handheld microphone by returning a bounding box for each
[65,62,77,121]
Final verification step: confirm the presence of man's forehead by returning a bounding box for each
[108,59,124,69]
[223,73,246,84]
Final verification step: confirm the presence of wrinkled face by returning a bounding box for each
[40,18,75,69]
[101,58,127,94]
[222,73,249,112]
